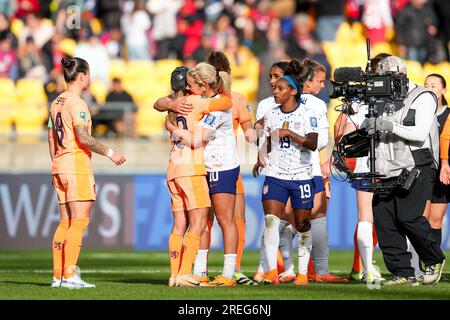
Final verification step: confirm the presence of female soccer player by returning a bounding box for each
[407,73,449,278]
[191,51,258,286]
[298,59,348,283]
[163,66,232,287]
[259,59,319,285]
[166,62,239,286]
[48,57,126,288]
[253,61,291,282]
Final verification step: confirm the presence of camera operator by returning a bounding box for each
[361,56,446,286]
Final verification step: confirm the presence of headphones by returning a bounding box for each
[170,66,189,92]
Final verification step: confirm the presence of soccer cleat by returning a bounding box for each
[51,277,62,288]
[235,272,258,286]
[168,276,176,287]
[362,272,385,284]
[382,276,419,286]
[193,274,209,284]
[294,273,308,286]
[205,275,236,287]
[349,269,363,281]
[423,260,445,285]
[261,269,280,285]
[61,274,96,288]
[314,273,350,284]
[278,271,296,283]
[253,272,265,283]
[175,274,200,287]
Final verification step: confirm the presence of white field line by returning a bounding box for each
[0,269,348,274]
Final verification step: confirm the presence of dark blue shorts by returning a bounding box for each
[207,166,240,195]
[262,176,315,210]
[312,176,325,194]
[351,178,372,192]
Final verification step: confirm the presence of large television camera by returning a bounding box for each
[329,67,409,102]
[330,40,411,191]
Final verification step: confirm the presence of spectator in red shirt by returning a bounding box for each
[15,0,40,19]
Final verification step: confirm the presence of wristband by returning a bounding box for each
[107,148,114,158]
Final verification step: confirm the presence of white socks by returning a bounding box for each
[357,221,373,275]
[222,254,237,279]
[406,236,423,277]
[297,230,312,275]
[279,223,295,275]
[257,234,269,274]
[263,214,282,271]
[193,249,209,277]
[311,218,329,275]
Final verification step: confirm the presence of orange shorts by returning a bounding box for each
[167,175,211,212]
[52,174,96,204]
[236,174,245,195]
[324,177,331,199]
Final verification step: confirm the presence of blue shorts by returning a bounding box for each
[351,179,372,192]
[207,166,240,195]
[262,176,315,210]
[313,176,325,194]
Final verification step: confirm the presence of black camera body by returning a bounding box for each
[329,67,409,102]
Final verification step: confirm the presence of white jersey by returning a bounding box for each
[199,106,239,172]
[264,101,319,180]
[348,103,370,173]
[300,94,329,176]
[256,96,277,120]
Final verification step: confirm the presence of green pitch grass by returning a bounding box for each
[1,250,450,300]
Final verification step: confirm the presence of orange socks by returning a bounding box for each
[179,232,201,275]
[372,224,378,248]
[169,233,184,276]
[63,218,90,278]
[52,220,69,280]
[235,218,245,270]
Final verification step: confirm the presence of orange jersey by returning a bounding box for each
[231,91,252,138]
[49,91,93,175]
[166,94,231,181]
[441,116,450,160]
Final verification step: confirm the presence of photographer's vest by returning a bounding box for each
[375,85,439,178]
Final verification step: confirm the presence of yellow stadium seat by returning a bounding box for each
[0,78,16,136]
[0,78,16,102]
[371,42,395,57]
[136,104,166,138]
[405,60,425,85]
[10,18,24,38]
[59,38,77,57]
[155,59,182,81]
[90,79,108,104]
[124,60,156,81]
[14,103,46,142]
[109,59,127,80]
[423,62,450,79]
[16,78,47,104]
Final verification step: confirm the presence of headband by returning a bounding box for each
[283,75,298,91]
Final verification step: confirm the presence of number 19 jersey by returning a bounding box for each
[264,99,319,181]
[49,91,93,175]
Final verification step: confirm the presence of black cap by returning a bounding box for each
[171,66,189,92]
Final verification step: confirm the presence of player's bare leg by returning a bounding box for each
[234,193,258,285]
[206,193,238,286]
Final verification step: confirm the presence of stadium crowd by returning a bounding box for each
[0,0,449,139]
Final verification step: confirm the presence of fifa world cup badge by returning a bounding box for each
[282,121,289,129]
